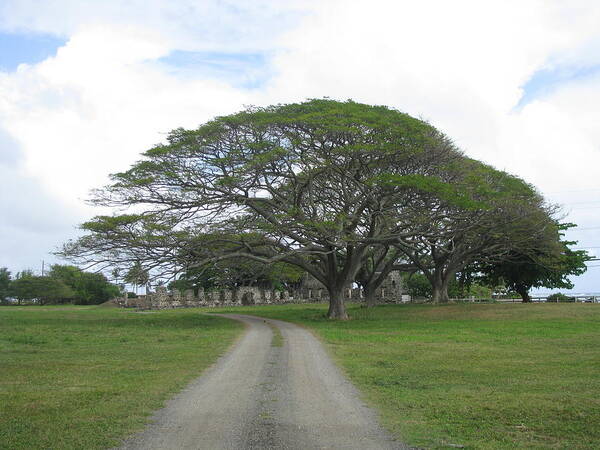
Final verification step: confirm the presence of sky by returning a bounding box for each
[1,0,600,293]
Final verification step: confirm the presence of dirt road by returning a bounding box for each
[119,314,406,449]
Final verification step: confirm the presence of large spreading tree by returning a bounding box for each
[59,99,570,318]
[61,100,469,318]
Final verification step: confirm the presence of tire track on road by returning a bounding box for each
[119,314,407,449]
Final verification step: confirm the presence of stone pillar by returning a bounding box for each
[232,288,242,305]
[155,286,169,309]
[221,289,233,304]
[197,288,205,305]
[208,290,219,305]
[184,289,195,307]
[262,289,272,304]
[273,290,281,303]
[231,288,239,304]
[171,289,182,308]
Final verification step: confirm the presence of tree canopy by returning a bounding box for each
[59,99,574,318]
[169,259,304,292]
[391,159,559,302]
[2,265,120,305]
[477,223,589,302]
[0,267,10,303]
[47,264,121,304]
[9,271,74,305]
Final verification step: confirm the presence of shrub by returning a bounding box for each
[546,292,574,303]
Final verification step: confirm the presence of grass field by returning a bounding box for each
[2,303,598,449]
[215,302,600,449]
[0,305,242,450]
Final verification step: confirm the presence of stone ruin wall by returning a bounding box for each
[116,271,411,309]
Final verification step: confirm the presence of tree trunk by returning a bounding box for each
[516,286,531,303]
[327,289,348,320]
[431,283,450,303]
[364,287,377,308]
[430,271,450,303]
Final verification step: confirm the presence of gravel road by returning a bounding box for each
[118,314,407,449]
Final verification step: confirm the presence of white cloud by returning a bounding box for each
[0,0,310,52]
[0,25,254,210]
[1,0,600,290]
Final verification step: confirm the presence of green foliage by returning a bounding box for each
[373,173,487,210]
[478,223,590,301]
[81,214,145,232]
[467,283,493,299]
[0,264,120,305]
[124,261,149,289]
[59,98,568,317]
[170,260,304,292]
[402,273,431,298]
[546,292,575,303]
[47,264,121,305]
[9,275,74,305]
[403,272,493,300]
[0,267,10,303]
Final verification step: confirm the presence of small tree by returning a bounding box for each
[0,267,11,303]
[9,275,74,305]
[478,223,589,302]
[546,293,574,303]
[124,262,149,294]
[48,264,121,304]
[402,272,432,298]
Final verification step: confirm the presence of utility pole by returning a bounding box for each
[41,260,45,276]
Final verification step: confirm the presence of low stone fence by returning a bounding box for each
[114,286,409,309]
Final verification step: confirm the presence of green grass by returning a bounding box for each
[269,323,284,347]
[214,302,600,449]
[0,305,242,450]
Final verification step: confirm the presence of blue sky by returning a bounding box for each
[518,63,600,108]
[157,50,271,89]
[5,26,596,109]
[6,23,593,113]
[0,31,270,89]
[0,32,67,71]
